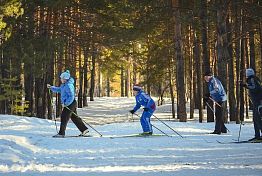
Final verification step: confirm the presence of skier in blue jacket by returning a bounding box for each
[204,71,227,134]
[129,85,156,135]
[47,70,88,137]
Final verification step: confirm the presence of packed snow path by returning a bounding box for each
[0,115,262,176]
[0,97,262,176]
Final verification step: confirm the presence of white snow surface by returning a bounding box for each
[0,97,262,176]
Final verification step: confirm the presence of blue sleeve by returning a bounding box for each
[64,84,75,106]
[133,97,141,112]
[51,86,61,93]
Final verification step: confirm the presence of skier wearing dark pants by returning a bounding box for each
[129,85,156,135]
[204,71,227,134]
[47,70,88,137]
[241,68,262,141]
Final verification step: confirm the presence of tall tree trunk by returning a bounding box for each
[107,77,110,97]
[83,48,89,106]
[240,35,246,121]
[90,47,96,101]
[189,46,194,119]
[239,5,246,122]
[194,33,203,123]
[172,0,187,122]
[98,65,102,97]
[227,11,237,122]
[78,49,83,108]
[169,68,176,119]
[249,30,256,71]
[121,65,125,97]
[216,0,229,123]
[200,0,213,122]
[260,22,262,78]
[234,1,241,124]
[126,57,131,97]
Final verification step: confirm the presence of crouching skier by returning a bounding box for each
[129,85,156,136]
[241,68,262,142]
[47,70,89,138]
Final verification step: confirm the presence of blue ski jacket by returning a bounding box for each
[133,90,156,112]
[208,76,227,102]
[50,78,75,106]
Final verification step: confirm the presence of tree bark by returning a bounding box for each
[194,33,203,123]
[90,47,96,101]
[121,65,125,97]
[227,11,237,122]
[249,30,256,71]
[216,0,229,123]
[126,57,131,97]
[172,0,187,122]
[107,77,110,97]
[234,1,241,124]
[83,48,89,107]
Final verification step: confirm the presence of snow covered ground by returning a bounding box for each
[0,97,261,176]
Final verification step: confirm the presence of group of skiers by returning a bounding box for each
[47,68,262,141]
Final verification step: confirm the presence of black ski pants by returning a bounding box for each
[58,100,88,135]
[253,103,262,138]
[214,101,227,133]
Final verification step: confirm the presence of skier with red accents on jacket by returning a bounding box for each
[129,85,156,135]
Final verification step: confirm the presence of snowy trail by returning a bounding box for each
[0,97,262,176]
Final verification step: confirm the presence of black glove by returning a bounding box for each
[129,110,135,114]
[203,93,210,102]
[143,108,149,111]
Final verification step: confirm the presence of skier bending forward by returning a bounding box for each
[47,70,89,138]
[129,85,156,135]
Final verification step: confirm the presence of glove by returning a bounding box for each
[143,108,149,111]
[47,84,52,89]
[203,93,210,102]
[129,110,135,114]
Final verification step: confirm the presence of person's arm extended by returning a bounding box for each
[50,86,61,93]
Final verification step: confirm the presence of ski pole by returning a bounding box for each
[151,124,172,137]
[133,113,171,137]
[208,97,222,107]
[64,106,103,137]
[49,89,58,133]
[237,121,243,142]
[151,113,184,138]
[205,101,230,133]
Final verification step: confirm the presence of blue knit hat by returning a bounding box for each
[60,70,71,80]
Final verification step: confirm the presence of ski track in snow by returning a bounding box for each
[0,97,261,176]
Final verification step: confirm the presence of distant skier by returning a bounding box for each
[240,68,262,141]
[47,70,89,138]
[203,71,228,134]
[129,85,156,135]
